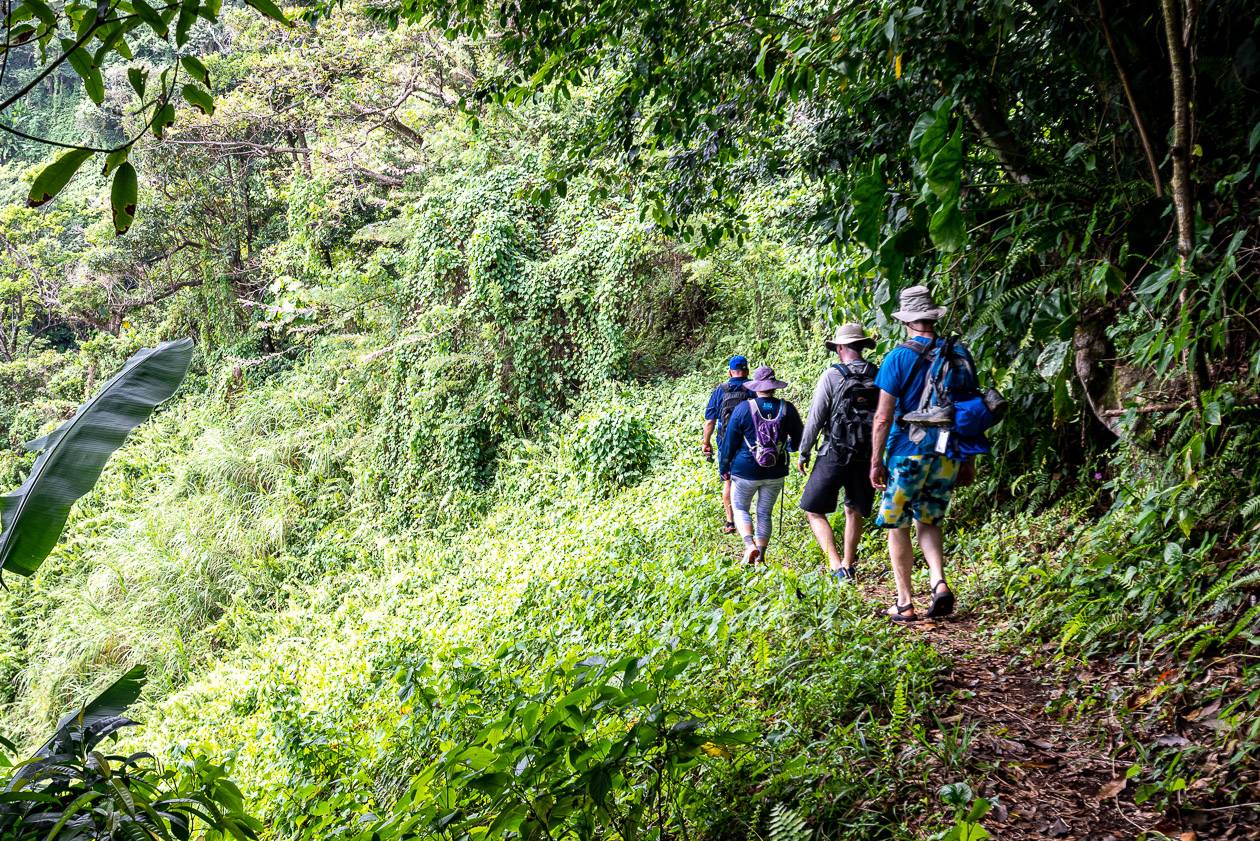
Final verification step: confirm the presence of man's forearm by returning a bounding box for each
[702,419,716,445]
[870,416,891,465]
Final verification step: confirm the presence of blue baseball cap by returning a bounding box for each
[728,355,749,371]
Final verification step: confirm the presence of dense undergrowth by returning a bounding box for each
[3,334,955,838]
[5,324,1258,836]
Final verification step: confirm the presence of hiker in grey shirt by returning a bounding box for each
[797,323,879,582]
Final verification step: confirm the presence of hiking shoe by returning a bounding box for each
[926,580,955,618]
[901,404,954,426]
[831,567,856,583]
[887,602,918,623]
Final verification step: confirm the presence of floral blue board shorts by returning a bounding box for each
[875,454,961,528]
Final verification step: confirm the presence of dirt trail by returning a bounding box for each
[865,583,1244,841]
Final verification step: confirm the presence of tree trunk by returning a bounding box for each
[1097,0,1163,197]
[1160,0,1204,422]
[1160,0,1194,260]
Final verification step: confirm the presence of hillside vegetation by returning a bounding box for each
[2,0,1259,838]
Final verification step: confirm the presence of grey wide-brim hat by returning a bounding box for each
[744,365,789,391]
[892,285,948,322]
[824,322,876,352]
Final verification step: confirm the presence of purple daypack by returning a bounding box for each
[745,398,786,467]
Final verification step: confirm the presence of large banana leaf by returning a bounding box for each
[0,338,194,577]
[34,665,148,759]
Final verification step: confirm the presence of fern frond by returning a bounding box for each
[768,802,812,841]
[882,673,910,765]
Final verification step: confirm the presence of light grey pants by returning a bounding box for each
[731,476,786,542]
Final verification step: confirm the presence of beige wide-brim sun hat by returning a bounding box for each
[891,285,948,322]
[824,322,876,352]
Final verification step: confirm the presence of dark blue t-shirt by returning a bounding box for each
[704,377,749,422]
[874,337,977,457]
[719,397,804,480]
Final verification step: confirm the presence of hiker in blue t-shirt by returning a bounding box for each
[870,285,974,623]
[719,366,804,564]
[701,355,750,534]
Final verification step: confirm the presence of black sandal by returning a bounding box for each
[926,579,955,618]
[887,602,918,623]
[721,521,736,534]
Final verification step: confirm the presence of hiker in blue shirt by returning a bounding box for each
[701,355,750,534]
[870,285,977,623]
[719,366,804,564]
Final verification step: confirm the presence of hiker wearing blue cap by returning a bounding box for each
[702,355,750,533]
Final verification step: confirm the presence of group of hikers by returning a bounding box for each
[700,285,1002,623]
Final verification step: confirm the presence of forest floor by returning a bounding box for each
[858,579,1244,841]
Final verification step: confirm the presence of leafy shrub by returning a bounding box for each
[0,737,259,841]
[0,667,259,841]
[295,651,743,841]
[568,408,657,491]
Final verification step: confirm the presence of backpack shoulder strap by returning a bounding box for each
[897,339,936,419]
[898,339,928,356]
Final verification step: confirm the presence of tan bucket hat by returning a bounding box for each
[892,285,948,323]
[824,322,876,352]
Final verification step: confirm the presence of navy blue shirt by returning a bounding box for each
[705,377,749,422]
[874,336,977,457]
[719,396,804,480]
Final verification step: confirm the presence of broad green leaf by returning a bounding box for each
[129,0,170,37]
[180,55,210,86]
[1036,339,1070,382]
[7,24,38,46]
[850,158,885,252]
[0,339,194,576]
[244,0,290,26]
[1204,401,1222,426]
[111,162,138,234]
[84,66,106,103]
[20,0,58,28]
[926,123,963,200]
[175,0,198,45]
[182,83,215,115]
[928,199,965,252]
[102,147,129,176]
[128,66,147,97]
[27,666,147,764]
[915,102,951,159]
[152,102,176,138]
[26,148,94,208]
[200,0,224,21]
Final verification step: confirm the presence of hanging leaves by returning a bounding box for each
[181,83,215,115]
[26,148,94,208]
[180,54,211,86]
[152,102,177,138]
[925,124,963,200]
[851,157,886,253]
[244,0,291,26]
[110,162,139,235]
